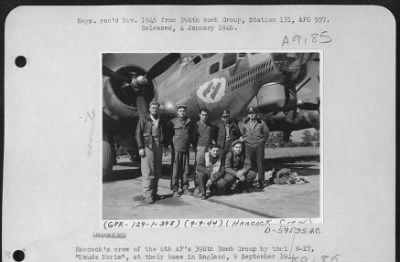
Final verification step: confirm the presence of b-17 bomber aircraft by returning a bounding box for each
[103,52,320,179]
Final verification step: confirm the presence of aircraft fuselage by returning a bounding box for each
[154,53,289,123]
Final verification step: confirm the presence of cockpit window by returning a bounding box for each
[222,53,237,69]
[192,56,202,64]
[202,53,216,58]
[209,62,219,74]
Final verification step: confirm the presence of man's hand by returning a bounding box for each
[239,136,245,142]
[139,149,145,157]
[206,179,213,188]
[236,170,245,181]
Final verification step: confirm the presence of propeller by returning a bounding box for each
[103,53,181,118]
[146,53,181,80]
[103,65,131,82]
[271,53,307,82]
[103,53,180,86]
[135,95,148,118]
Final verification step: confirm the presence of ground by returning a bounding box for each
[103,147,320,219]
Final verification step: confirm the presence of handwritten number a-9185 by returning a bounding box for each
[319,31,332,43]
[311,33,319,43]
[281,31,332,47]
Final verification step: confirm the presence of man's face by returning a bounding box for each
[248,113,256,120]
[177,108,187,118]
[221,114,230,123]
[232,143,243,154]
[199,111,208,123]
[209,147,219,158]
[149,104,159,115]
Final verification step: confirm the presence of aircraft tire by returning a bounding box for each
[103,138,113,181]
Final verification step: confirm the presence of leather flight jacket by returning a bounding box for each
[135,114,166,149]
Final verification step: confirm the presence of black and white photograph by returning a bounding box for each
[102,52,321,219]
[3,4,396,262]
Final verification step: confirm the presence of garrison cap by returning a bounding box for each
[231,139,243,148]
[247,107,257,114]
[221,109,230,117]
[176,104,187,109]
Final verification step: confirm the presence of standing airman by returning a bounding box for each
[135,99,167,204]
[239,107,269,189]
[192,108,215,195]
[167,104,195,197]
[216,110,241,157]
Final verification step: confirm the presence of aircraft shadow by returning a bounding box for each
[132,193,181,204]
[267,155,320,163]
[104,164,173,183]
[114,162,139,167]
[103,168,141,183]
[104,155,320,183]
[264,156,320,177]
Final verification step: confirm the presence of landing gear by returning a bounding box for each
[103,137,114,181]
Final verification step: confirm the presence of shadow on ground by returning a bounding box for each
[104,155,320,183]
[264,156,320,176]
[103,164,141,183]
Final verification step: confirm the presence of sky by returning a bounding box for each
[103,53,168,71]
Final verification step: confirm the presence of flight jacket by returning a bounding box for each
[196,152,225,183]
[224,151,251,176]
[239,118,269,146]
[215,120,241,149]
[135,114,167,150]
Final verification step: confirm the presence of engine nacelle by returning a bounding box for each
[103,65,154,119]
[103,77,138,119]
[248,83,297,112]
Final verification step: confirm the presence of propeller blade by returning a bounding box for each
[298,98,319,110]
[103,65,131,82]
[136,95,148,118]
[146,53,181,80]
[296,77,311,93]
[298,103,319,110]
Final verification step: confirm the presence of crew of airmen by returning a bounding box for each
[136,99,269,204]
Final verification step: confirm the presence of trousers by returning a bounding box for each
[222,140,233,158]
[196,170,251,195]
[224,170,257,189]
[245,143,265,183]
[171,151,190,191]
[195,171,226,195]
[193,145,206,187]
[140,138,162,198]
